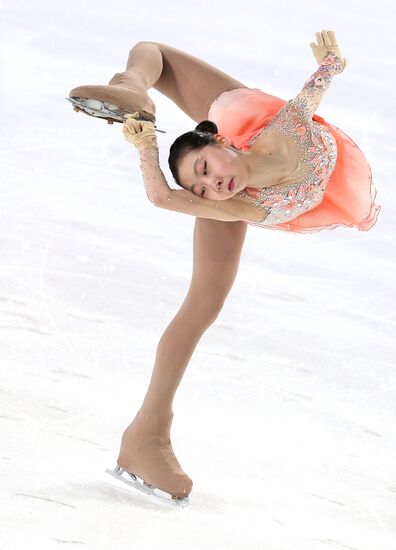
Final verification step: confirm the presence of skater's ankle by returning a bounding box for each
[124,68,150,89]
[138,406,174,421]
[109,70,147,91]
[139,404,173,419]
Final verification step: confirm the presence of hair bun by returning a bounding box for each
[194,120,218,135]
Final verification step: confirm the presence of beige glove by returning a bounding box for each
[122,112,158,151]
[309,29,348,72]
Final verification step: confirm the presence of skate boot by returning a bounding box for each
[105,408,193,507]
[67,71,166,132]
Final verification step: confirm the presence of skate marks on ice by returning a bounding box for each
[104,465,190,509]
[14,492,76,509]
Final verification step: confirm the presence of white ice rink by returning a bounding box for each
[1,1,395,549]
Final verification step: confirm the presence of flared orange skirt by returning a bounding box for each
[208,87,381,233]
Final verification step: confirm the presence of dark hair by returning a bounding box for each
[168,120,218,189]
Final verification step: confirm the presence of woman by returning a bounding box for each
[68,31,380,506]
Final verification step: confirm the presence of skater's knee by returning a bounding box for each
[201,301,224,327]
[129,40,160,53]
[182,294,226,328]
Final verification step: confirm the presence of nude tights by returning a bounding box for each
[120,42,248,417]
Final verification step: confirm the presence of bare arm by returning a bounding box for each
[138,146,266,222]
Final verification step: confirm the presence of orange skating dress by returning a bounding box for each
[207,53,380,233]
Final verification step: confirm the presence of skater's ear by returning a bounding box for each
[213,134,232,148]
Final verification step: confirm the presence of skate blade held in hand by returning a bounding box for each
[105,464,190,508]
[66,97,166,133]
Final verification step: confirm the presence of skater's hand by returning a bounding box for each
[123,112,158,151]
[309,30,348,72]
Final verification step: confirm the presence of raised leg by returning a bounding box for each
[69,40,248,123]
[125,41,247,121]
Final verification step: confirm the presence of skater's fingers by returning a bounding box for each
[123,125,140,140]
[316,31,324,46]
[124,117,154,133]
[124,112,140,120]
[322,30,332,47]
[122,115,158,151]
[328,30,337,45]
[124,118,143,133]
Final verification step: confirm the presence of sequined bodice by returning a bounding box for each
[238,52,342,225]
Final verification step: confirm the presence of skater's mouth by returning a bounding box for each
[228,178,235,192]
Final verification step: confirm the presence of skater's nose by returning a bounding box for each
[207,178,222,192]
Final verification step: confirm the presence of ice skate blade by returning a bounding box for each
[105,465,190,508]
[66,97,166,133]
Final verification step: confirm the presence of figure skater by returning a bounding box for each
[68,30,380,506]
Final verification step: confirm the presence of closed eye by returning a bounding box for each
[201,162,207,196]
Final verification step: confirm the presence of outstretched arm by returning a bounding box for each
[288,30,347,122]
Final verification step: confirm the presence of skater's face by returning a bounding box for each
[177,136,248,200]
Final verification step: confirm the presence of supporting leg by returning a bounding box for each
[116,218,247,498]
[141,218,248,415]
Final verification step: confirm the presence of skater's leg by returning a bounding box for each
[117,218,247,497]
[125,41,247,122]
[140,218,248,415]
[70,41,248,123]
[104,43,248,498]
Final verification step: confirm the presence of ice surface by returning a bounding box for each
[1,0,396,549]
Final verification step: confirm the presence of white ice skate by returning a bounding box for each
[66,97,166,133]
[105,464,190,508]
